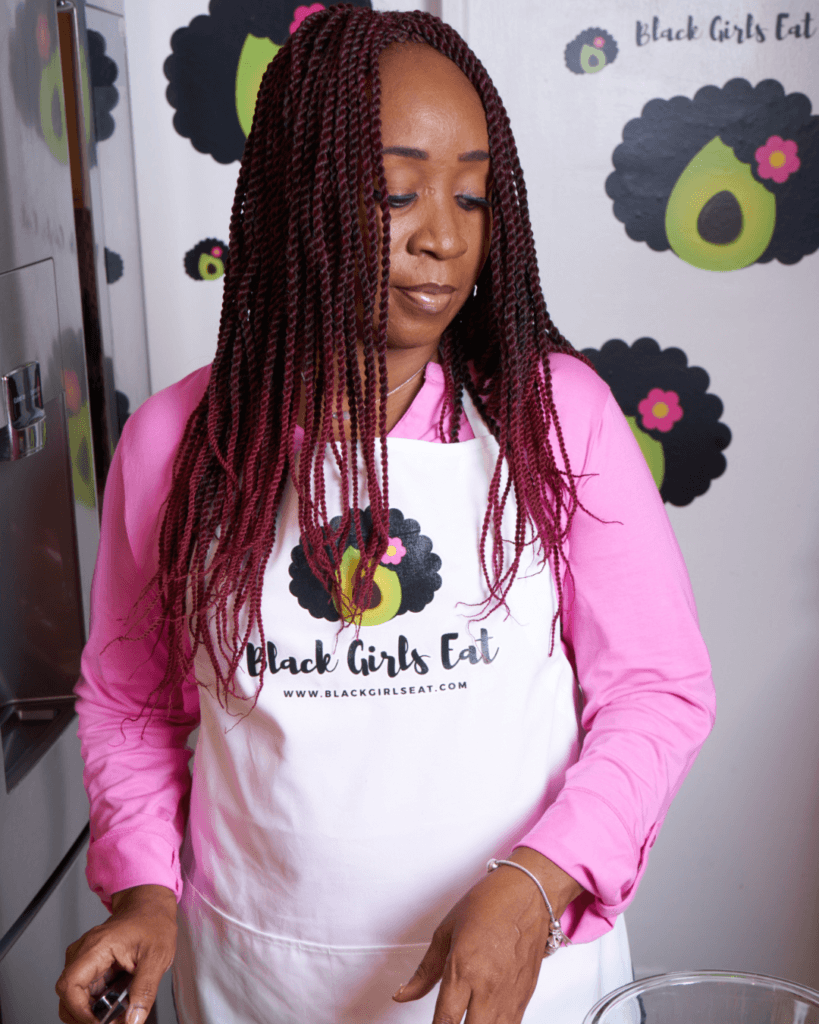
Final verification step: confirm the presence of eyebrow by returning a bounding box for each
[382,146,490,162]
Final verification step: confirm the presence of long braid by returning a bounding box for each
[146,7,592,709]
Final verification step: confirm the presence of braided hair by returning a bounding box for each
[151,6,586,709]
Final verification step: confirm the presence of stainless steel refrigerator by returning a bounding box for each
[0,0,152,1019]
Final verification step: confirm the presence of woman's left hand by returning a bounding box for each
[392,847,583,1024]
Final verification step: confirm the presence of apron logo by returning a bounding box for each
[289,506,442,627]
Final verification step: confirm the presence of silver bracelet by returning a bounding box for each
[486,858,570,956]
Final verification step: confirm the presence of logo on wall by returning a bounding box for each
[606,78,819,271]
[582,338,731,506]
[564,28,618,74]
[10,5,71,164]
[184,239,229,281]
[164,0,372,165]
[9,9,119,167]
[289,507,442,627]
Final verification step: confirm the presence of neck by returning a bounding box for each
[362,342,440,432]
[297,343,440,437]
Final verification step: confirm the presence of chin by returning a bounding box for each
[385,317,461,352]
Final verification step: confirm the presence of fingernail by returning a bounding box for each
[126,1008,147,1024]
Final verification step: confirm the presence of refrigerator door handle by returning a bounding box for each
[0,361,46,461]
[1,697,78,792]
[0,822,90,966]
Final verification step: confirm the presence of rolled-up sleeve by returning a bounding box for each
[518,355,715,943]
[75,368,209,909]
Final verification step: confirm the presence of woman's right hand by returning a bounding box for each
[56,884,177,1024]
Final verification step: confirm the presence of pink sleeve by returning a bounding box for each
[517,355,715,943]
[75,367,209,909]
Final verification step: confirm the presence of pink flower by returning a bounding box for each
[381,537,406,565]
[36,14,50,60]
[592,35,605,48]
[638,388,683,433]
[290,4,325,34]
[63,369,81,414]
[210,245,223,257]
[755,135,800,184]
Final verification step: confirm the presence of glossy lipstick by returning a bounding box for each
[393,283,456,314]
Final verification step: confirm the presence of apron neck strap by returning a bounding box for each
[461,390,494,440]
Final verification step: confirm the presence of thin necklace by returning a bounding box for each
[384,364,425,398]
[300,364,426,420]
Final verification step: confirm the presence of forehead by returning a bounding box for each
[378,43,488,151]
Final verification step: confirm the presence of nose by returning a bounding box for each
[406,194,467,261]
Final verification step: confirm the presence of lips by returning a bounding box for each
[392,282,456,314]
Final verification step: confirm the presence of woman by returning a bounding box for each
[57,8,714,1024]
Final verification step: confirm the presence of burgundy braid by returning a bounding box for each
[144,6,591,711]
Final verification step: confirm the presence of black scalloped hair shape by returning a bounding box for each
[104,247,123,283]
[289,506,442,622]
[583,338,731,507]
[164,0,372,164]
[605,78,819,265]
[87,28,119,142]
[564,27,618,74]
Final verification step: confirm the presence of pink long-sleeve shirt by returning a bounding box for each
[75,354,715,943]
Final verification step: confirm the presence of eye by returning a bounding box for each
[456,194,490,211]
[386,193,416,209]
[373,191,416,209]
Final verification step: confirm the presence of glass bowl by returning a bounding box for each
[583,970,819,1024]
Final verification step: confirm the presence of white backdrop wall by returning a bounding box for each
[124,0,819,988]
[444,0,819,985]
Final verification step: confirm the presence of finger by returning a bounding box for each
[90,963,122,996]
[124,953,169,1024]
[56,949,120,1024]
[58,1001,89,1024]
[393,928,451,1003]
[431,970,472,1024]
[58,1007,91,1024]
[89,973,110,997]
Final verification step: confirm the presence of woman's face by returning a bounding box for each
[376,43,491,356]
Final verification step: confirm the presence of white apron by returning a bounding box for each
[173,398,632,1024]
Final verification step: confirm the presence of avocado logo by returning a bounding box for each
[582,338,731,506]
[9,5,70,164]
[289,506,442,626]
[164,0,372,164]
[606,78,819,270]
[9,7,115,167]
[184,239,228,281]
[564,28,618,75]
[54,330,96,510]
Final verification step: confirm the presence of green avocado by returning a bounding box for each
[67,400,97,509]
[626,416,665,490]
[665,136,776,271]
[335,547,402,627]
[39,49,68,163]
[235,34,281,138]
[198,252,225,280]
[580,44,606,73]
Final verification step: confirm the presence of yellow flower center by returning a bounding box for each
[652,401,669,418]
[769,150,786,168]
[386,545,397,557]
